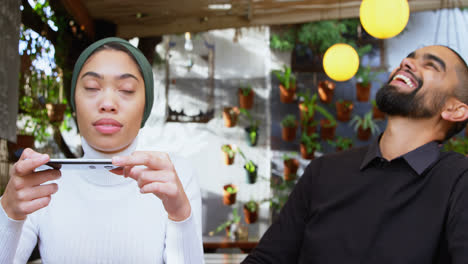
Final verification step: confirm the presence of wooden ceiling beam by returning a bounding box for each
[59,0,95,39]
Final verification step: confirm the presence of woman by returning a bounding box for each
[0,37,204,263]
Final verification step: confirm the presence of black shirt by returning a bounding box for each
[243,139,468,264]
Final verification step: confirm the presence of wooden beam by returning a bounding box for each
[59,0,95,39]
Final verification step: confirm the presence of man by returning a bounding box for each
[243,45,468,264]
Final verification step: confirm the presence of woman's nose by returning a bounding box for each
[98,92,118,113]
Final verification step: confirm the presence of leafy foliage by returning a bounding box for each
[282,152,298,161]
[350,111,381,135]
[245,200,258,213]
[237,147,257,173]
[328,136,353,151]
[240,83,252,96]
[355,65,381,87]
[281,115,297,128]
[210,207,241,236]
[225,185,237,194]
[443,138,468,155]
[273,65,296,90]
[221,144,235,158]
[270,29,296,51]
[315,105,336,127]
[301,132,321,154]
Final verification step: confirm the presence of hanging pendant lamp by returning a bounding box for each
[360,0,410,39]
[323,43,360,82]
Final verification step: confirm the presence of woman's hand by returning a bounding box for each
[112,151,191,222]
[1,148,61,220]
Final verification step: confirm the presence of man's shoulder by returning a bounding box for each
[435,151,468,174]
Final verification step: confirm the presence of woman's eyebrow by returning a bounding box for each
[117,73,139,82]
[81,71,103,79]
[80,72,139,82]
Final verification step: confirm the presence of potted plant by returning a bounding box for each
[238,83,254,109]
[281,114,298,142]
[350,111,381,141]
[283,152,299,181]
[301,118,319,137]
[223,106,240,127]
[43,69,68,123]
[297,91,318,123]
[371,99,386,120]
[317,80,336,104]
[243,200,259,224]
[300,132,321,160]
[355,65,380,102]
[221,144,236,165]
[328,136,353,152]
[209,207,243,240]
[237,147,258,184]
[316,105,337,140]
[335,99,354,122]
[240,108,259,146]
[273,65,296,103]
[443,138,468,156]
[223,184,238,205]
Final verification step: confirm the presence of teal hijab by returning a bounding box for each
[70,37,154,128]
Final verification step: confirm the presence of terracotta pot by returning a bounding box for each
[239,88,254,109]
[279,84,296,103]
[245,126,258,146]
[223,107,239,127]
[281,123,297,142]
[300,143,315,160]
[301,123,317,136]
[320,119,336,140]
[357,127,372,141]
[243,204,258,224]
[221,146,235,165]
[46,103,67,122]
[318,80,335,104]
[372,104,386,120]
[244,164,258,184]
[298,103,314,123]
[356,82,371,102]
[284,158,299,181]
[7,134,35,162]
[335,101,353,122]
[223,184,237,205]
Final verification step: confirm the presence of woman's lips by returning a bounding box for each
[93,118,123,134]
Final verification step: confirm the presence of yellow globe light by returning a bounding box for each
[323,43,359,82]
[360,0,410,39]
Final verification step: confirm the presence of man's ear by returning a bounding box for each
[441,98,468,122]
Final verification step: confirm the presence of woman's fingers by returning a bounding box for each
[140,181,178,197]
[13,169,61,190]
[16,196,52,217]
[112,151,173,171]
[16,183,59,202]
[13,151,50,177]
[136,170,174,188]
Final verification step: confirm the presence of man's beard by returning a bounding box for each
[375,74,448,119]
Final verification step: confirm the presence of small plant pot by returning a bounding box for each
[46,103,67,122]
[336,101,353,122]
[7,134,35,162]
[245,126,258,146]
[223,107,239,127]
[300,143,315,160]
[318,80,335,104]
[221,146,236,165]
[284,158,299,181]
[357,127,372,141]
[239,88,254,109]
[243,204,258,224]
[301,123,317,136]
[282,124,297,142]
[223,184,237,205]
[372,104,386,120]
[356,83,371,102]
[298,103,314,123]
[320,119,336,140]
[244,164,258,184]
[279,84,296,104]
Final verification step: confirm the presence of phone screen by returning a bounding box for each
[46,159,122,171]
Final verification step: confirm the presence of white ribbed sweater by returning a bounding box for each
[0,137,204,264]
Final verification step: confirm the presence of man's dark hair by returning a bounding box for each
[443,46,468,140]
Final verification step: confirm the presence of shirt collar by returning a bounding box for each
[360,135,441,175]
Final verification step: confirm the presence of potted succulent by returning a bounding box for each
[301,118,319,137]
[316,105,337,140]
[371,100,386,120]
[335,99,354,122]
[223,106,240,127]
[243,200,259,224]
[221,144,236,165]
[328,136,353,152]
[297,91,318,123]
[317,80,336,104]
[355,65,380,102]
[223,184,238,205]
[283,152,299,181]
[300,132,321,160]
[281,114,298,142]
[273,65,296,103]
[238,83,254,109]
[237,147,258,184]
[209,207,243,240]
[350,111,381,141]
[240,108,259,146]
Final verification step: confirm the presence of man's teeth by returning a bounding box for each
[393,74,415,88]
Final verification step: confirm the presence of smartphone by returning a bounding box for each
[46,159,122,171]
